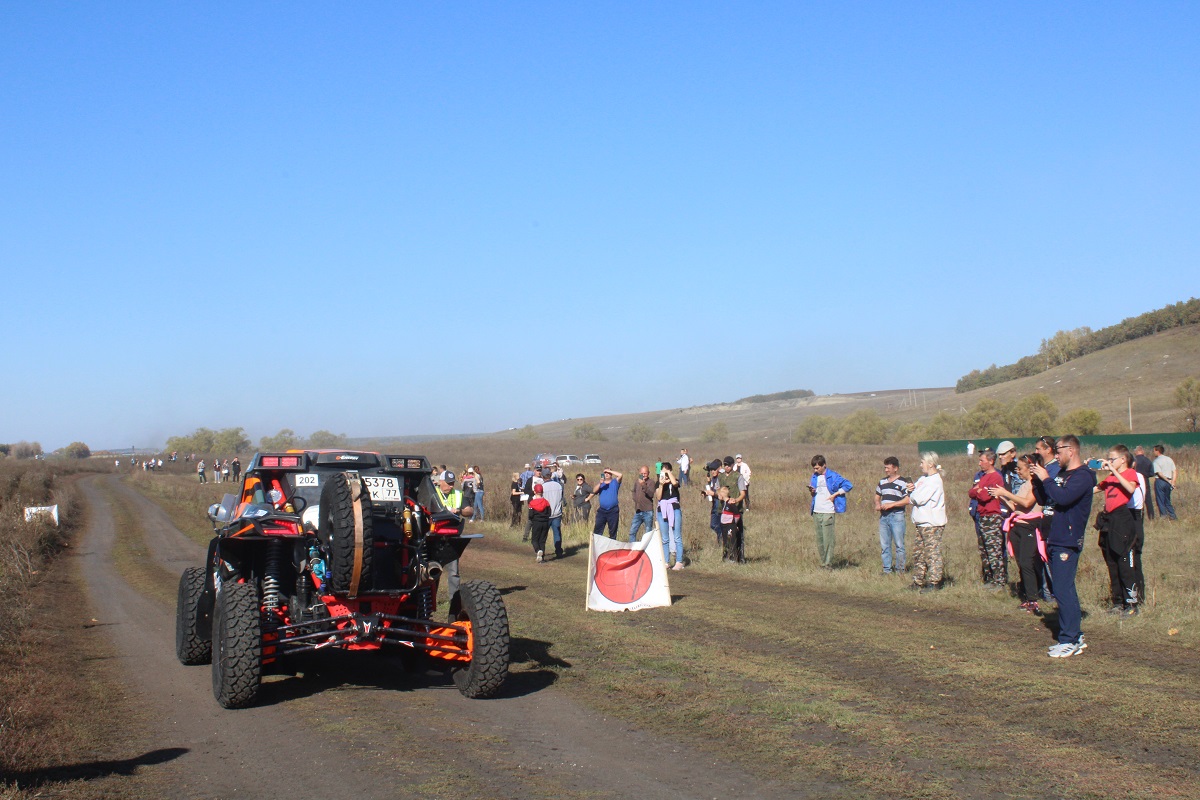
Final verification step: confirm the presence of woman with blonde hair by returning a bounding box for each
[908,452,947,592]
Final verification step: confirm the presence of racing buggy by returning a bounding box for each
[175,450,510,708]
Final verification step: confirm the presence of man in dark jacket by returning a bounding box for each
[1031,434,1096,658]
[1133,446,1155,520]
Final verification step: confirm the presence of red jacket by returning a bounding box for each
[528,496,551,523]
[968,471,1004,515]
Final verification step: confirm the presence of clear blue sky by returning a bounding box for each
[3,2,1198,451]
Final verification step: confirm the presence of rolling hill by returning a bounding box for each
[491,324,1200,443]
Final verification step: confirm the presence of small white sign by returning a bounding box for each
[294,474,319,487]
[363,476,401,501]
[24,505,60,525]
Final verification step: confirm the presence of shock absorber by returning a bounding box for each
[262,538,285,610]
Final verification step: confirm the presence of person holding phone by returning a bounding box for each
[1094,445,1142,614]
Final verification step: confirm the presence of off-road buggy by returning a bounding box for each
[175,450,510,708]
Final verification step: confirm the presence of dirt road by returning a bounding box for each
[76,476,805,800]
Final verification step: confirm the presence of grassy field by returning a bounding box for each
[118,439,1200,798]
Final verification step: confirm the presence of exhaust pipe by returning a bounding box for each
[424,562,444,582]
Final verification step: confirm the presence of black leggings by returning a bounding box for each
[1009,522,1044,602]
[1101,506,1144,607]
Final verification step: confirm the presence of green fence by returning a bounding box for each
[917,432,1200,457]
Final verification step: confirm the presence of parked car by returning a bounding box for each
[556,454,583,466]
[584,454,602,464]
[532,453,556,470]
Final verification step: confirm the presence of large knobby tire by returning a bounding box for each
[319,472,374,595]
[211,581,262,709]
[451,580,510,698]
[176,566,211,665]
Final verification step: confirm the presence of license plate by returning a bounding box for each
[363,476,401,501]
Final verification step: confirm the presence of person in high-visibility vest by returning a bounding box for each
[435,471,475,602]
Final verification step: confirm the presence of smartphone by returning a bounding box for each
[1087,458,1105,470]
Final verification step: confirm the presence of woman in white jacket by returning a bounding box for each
[907,452,947,592]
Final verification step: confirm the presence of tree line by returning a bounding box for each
[164,427,349,455]
[956,298,1200,393]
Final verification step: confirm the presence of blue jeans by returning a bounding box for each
[473,490,485,521]
[629,510,655,542]
[658,506,682,562]
[1155,480,1177,520]
[679,471,690,486]
[549,516,562,552]
[1048,545,1082,644]
[879,512,906,572]
[593,506,619,539]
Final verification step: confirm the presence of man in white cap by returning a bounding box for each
[996,440,1024,506]
[734,454,752,510]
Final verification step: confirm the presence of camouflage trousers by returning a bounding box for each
[911,524,945,587]
[977,514,1007,587]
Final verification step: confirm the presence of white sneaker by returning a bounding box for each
[1047,641,1082,658]
[536,550,544,563]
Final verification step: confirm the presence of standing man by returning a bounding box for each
[541,470,565,559]
[628,466,657,542]
[735,454,753,510]
[197,459,206,484]
[718,456,747,562]
[874,456,910,575]
[1152,445,1178,521]
[1030,435,1096,657]
[809,455,852,569]
[587,468,623,539]
[434,471,475,599]
[967,441,976,456]
[231,456,241,483]
[967,449,1006,590]
[677,448,691,486]
[1133,446,1155,521]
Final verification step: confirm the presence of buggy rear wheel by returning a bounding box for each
[318,472,374,595]
[450,580,510,698]
[175,566,211,665]
[211,580,262,709]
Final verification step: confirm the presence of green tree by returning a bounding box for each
[923,411,963,441]
[963,399,1009,439]
[572,423,607,441]
[791,415,840,444]
[259,428,299,451]
[838,410,890,445]
[515,425,539,441]
[1007,393,1058,437]
[1174,376,1200,432]
[701,422,728,443]
[307,430,348,449]
[63,441,91,459]
[891,422,925,444]
[627,424,654,443]
[1061,408,1102,436]
[213,427,251,454]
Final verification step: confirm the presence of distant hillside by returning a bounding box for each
[488,325,1200,444]
[956,298,1200,393]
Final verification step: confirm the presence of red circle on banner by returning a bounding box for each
[595,549,653,604]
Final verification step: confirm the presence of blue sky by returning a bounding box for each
[2,2,1198,451]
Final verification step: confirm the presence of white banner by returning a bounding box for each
[586,531,671,612]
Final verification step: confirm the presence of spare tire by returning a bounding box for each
[318,472,374,596]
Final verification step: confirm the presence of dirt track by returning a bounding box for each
[76,476,804,799]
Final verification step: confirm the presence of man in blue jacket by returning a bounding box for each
[1030,434,1096,658]
[809,455,853,569]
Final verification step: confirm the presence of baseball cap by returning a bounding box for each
[996,441,1016,455]
[735,454,743,459]
[466,468,475,474]
[524,463,531,469]
[533,483,544,494]
[443,471,456,484]
[723,456,735,466]
[705,459,722,471]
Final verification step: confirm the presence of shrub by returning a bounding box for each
[791,416,840,444]
[1061,408,1102,436]
[572,423,607,441]
[307,430,348,449]
[656,431,679,443]
[1006,393,1058,437]
[515,425,539,441]
[701,422,728,443]
[627,424,654,443]
[10,441,43,460]
[63,442,91,459]
[838,410,890,445]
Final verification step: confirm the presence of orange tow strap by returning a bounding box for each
[349,474,365,598]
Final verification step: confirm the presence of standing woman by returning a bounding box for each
[509,471,523,528]
[471,466,485,522]
[656,463,684,569]
[908,452,947,592]
[990,454,1046,614]
[1095,445,1143,615]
